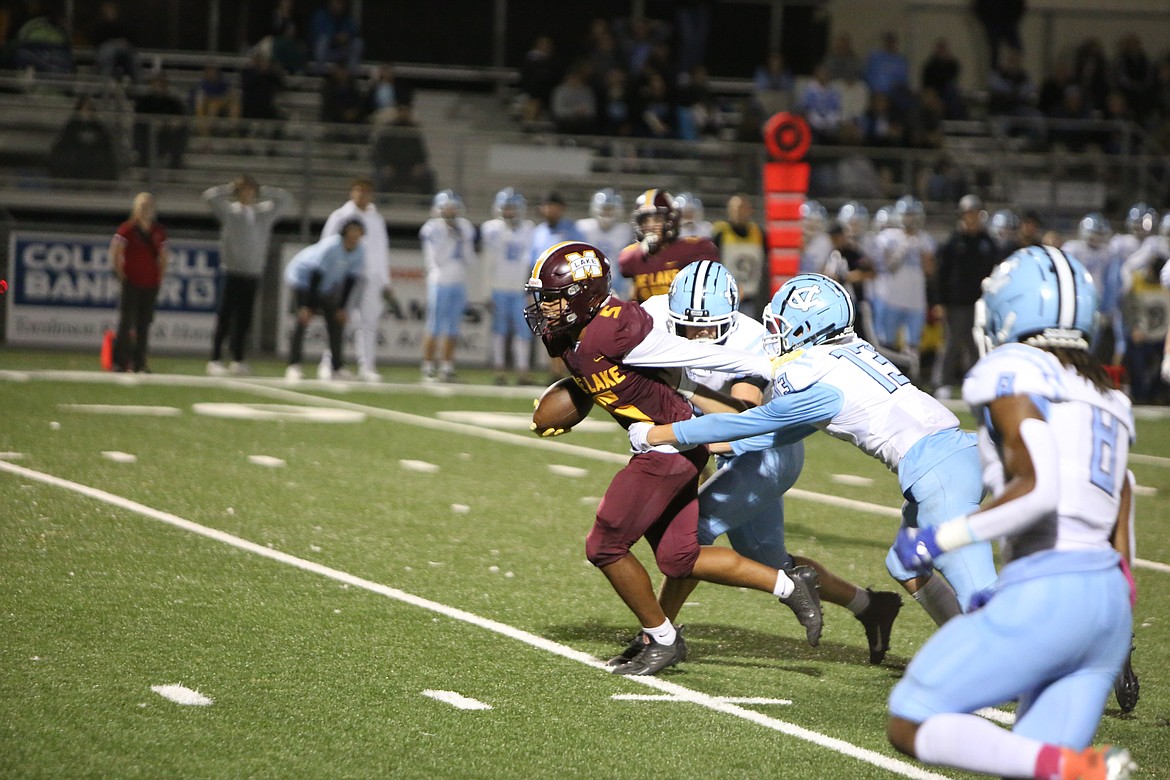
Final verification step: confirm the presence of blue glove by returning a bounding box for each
[894,526,942,572]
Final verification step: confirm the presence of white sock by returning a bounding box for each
[440,360,454,375]
[512,336,531,372]
[914,713,1043,777]
[845,587,870,616]
[912,574,961,626]
[772,570,794,599]
[421,360,434,375]
[492,334,507,372]
[643,619,677,646]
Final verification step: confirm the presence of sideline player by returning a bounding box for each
[481,188,536,385]
[419,189,477,383]
[886,245,1137,780]
[628,274,998,625]
[526,241,823,675]
[619,188,719,303]
[640,261,904,664]
[576,188,633,299]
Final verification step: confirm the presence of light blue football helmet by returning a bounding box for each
[1078,212,1111,248]
[1124,202,1157,237]
[589,188,623,227]
[974,245,1098,357]
[894,195,925,231]
[800,200,828,234]
[667,259,739,344]
[492,187,527,222]
[837,201,869,236]
[675,192,704,222]
[762,273,855,356]
[988,209,1020,243]
[432,189,465,221]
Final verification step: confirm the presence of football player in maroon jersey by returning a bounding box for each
[618,189,721,303]
[526,240,823,675]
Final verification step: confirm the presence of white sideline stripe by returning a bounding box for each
[831,473,875,487]
[7,369,1169,577]
[0,459,950,780]
[151,684,213,706]
[1129,452,1170,468]
[59,404,182,416]
[613,694,793,705]
[547,464,589,478]
[247,455,286,468]
[974,707,1016,726]
[0,452,24,460]
[101,451,138,464]
[421,690,492,710]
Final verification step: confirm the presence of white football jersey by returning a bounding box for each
[771,336,959,475]
[419,217,477,286]
[1060,239,1116,303]
[480,217,535,291]
[962,343,1133,562]
[678,219,713,239]
[1109,233,1140,264]
[577,217,634,297]
[641,294,767,392]
[873,228,935,310]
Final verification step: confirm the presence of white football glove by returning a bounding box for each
[627,421,654,453]
[1162,353,1170,384]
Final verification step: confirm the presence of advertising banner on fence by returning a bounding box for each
[276,244,498,368]
[5,231,221,352]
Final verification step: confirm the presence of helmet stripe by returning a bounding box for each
[692,260,713,312]
[1043,245,1076,328]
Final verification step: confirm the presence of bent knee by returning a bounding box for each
[655,544,699,579]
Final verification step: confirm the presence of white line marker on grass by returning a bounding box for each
[421,690,492,710]
[974,707,1015,726]
[151,684,213,706]
[59,404,182,416]
[101,451,138,464]
[0,452,23,460]
[1130,452,1170,468]
[547,464,588,478]
[247,455,287,468]
[831,474,874,487]
[0,460,952,780]
[1133,484,1157,497]
[613,694,792,705]
[400,459,440,474]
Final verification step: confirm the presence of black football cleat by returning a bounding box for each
[606,631,648,667]
[855,589,903,664]
[610,626,687,676]
[780,565,823,647]
[1114,641,1139,714]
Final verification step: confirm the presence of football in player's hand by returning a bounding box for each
[531,377,593,435]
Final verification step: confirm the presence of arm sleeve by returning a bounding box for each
[672,383,843,446]
[264,186,293,219]
[935,417,1061,550]
[321,209,344,240]
[624,326,773,378]
[202,184,233,217]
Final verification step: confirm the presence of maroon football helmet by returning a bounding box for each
[524,241,612,336]
[631,188,680,253]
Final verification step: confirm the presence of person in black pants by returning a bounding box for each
[109,192,168,373]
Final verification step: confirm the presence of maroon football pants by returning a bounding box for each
[586,446,709,578]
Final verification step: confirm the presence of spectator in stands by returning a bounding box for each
[1038,58,1074,116]
[586,25,621,91]
[934,194,999,397]
[49,95,118,181]
[636,70,675,139]
[912,88,947,149]
[620,16,657,78]
[675,64,721,140]
[798,64,844,144]
[13,0,72,74]
[310,0,364,74]
[1114,34,1155,124]
[192,64,241,138]
[972,0,1024,70]
[365,63,412,124]
[372,103,436,194]
[987,47,1045,145]
[752,50,793,115]
[91,1,137,83]
[822,32,863,84]
[864,32,910,100]
[203,175,292,376]
[1152,55,1170,128]
[1047,85,1096,152]
[858,90,905,147]
[921,154,968,203]
[674,0,711,77]
[921,38,964,119]
[133,73,189,169]
[239,50,284,135]
[270,0,296,36]
[1073,37,1110,115]
[550,63,598,135]
[320,63,366,131]
[110,192,167,373]
[519,35,560,126]
[270,17,308,75]
[598,66,634,136]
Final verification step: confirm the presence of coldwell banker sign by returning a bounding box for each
[6,231,221,352]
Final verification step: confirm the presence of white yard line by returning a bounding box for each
[421,690,493,710]
[0,458,950,780]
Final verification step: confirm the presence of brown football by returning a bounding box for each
[532,377,594,431]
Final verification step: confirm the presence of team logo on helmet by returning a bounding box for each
[567,249,604,281]
[785,283,824,312]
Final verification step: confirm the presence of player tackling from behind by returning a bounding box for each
[640,260,904,665]
[886,246,1137,779]
[526,241,823,676]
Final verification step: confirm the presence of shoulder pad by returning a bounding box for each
[962,344,1067,406]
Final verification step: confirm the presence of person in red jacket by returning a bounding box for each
[109,192,168,372]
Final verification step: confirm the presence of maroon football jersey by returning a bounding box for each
[542,297,693,427]
[617,236,720,303]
